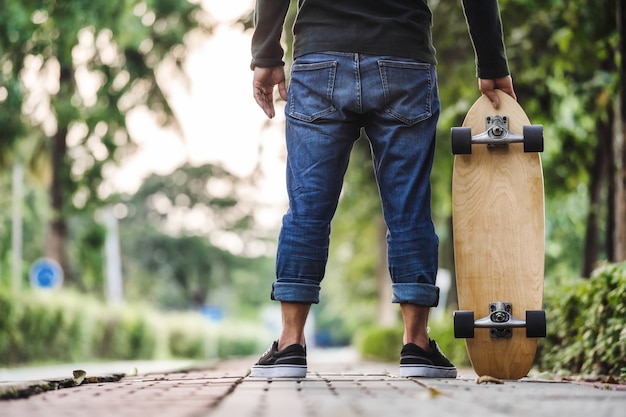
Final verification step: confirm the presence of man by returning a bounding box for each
[249,0,515,378]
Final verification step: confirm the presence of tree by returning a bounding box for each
[116,162,274,309]
[120,162,264,254]
[1,0,212,287]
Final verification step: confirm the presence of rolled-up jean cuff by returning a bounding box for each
[391,283,440,307]
[271,282,321,304]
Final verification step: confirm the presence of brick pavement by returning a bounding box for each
[1,356,624,417]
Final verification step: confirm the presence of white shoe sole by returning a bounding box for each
[249,365,307,378]
[399,365,457,378]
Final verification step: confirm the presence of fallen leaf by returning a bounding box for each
[476,375,504,385]
[73,370,87,385]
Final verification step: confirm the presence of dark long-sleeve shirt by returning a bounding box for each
[250,0,510,79]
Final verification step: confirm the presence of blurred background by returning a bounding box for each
[0,0,624,380]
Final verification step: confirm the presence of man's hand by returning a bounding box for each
[253,66,287,119]
[479,75,516,109]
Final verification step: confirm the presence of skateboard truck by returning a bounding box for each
[454,302,546,339]
[451,115,544,154]
[474,116,519,147]
[478,302,524,338]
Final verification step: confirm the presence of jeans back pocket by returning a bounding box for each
[378,60,434,125]
[288,61,337,122]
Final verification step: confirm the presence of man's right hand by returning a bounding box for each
[253,66,287,119]
[479,75,516,109]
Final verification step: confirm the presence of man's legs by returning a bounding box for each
[400,303,430,350]
[359,56,456,377]
[272,52,363,331]
[249,301,310,378]
[251,52,362,378]
[360,56,441,307]
[277,302,310,349]
[272,53,361,307]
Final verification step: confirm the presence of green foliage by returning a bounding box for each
[93,307,160,360]
[353,313,470,368]
[166,313,211,359]
[216,321,271,358]
[354,326,403,362]
[537,262,626,378]
[0,287,266,366]
[0,290,95,363]
[544,189,590,279]
[1,0,208,203]
[73,219,107,293]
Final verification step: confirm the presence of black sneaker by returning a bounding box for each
[399,340,457,378]
[249,340,307,378]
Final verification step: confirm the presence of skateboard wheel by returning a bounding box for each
[451,127,472,154]
[454,310,475,338]
[523,125,544,153]
[525,310,546,338]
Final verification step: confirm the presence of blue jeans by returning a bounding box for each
[273,52,440,307]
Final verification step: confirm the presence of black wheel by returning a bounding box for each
[451,127,472,155]
[454,310,475,338]
[525,310,546,338]
[523,125,544,153]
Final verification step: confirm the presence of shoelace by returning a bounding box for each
[261,343,276,357]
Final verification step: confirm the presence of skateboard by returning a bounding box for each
[451,90,547,380]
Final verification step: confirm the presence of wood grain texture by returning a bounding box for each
[452,90,545,379]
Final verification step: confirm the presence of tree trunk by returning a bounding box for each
[616,0,626,262]
[46,61,78,286]
[47,126,72,284]
[583,120,611,277]
[12,163,24,294]
[606,108,616,262]
[620,110,626,262]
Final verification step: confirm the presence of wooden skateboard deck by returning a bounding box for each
[452,90,545,380]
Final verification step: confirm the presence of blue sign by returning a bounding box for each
[200,305,224,323]
[30,258,64,290]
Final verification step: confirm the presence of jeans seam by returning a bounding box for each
[355,53,362,114]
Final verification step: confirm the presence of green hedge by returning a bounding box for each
[0,290,94,364]
[538,262,626,379]
[0,288,268,366]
